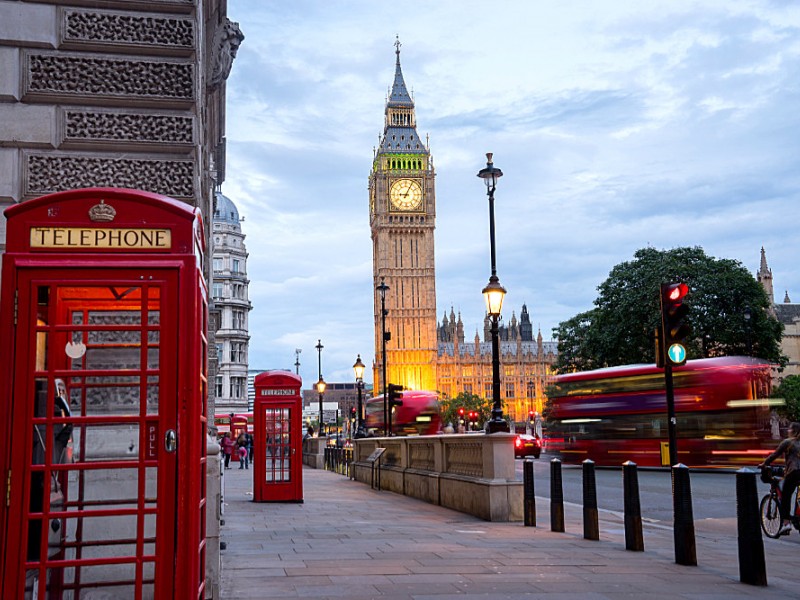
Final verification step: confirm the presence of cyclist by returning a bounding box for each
[759,421,800,536]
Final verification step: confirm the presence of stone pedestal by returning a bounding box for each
[352,433,522,522]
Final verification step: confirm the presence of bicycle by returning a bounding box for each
[759,465,800,538]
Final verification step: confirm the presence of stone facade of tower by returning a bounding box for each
[437,305,558,420]
[369,42,437,393]
[212,191,252,416]
[758,248,800,381]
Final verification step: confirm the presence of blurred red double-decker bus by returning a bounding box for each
[365,390,441,436]
[214,413,253,438]
[546,356,776,468]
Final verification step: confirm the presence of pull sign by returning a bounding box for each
[164,429,177,453]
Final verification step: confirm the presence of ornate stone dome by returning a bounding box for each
[214,191,240,225]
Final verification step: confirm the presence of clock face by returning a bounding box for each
[390,179,423,211]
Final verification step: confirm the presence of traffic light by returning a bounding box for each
[529,410,534,422]
[458,407,465,421]
[350,406,356,419]
[387,383,404,408]
[660,282,690,366]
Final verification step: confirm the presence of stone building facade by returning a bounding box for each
[0,2,243,596]
[437,304,558,421]
[212,190,251,416]
[757,247,800,381]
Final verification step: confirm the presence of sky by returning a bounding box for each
[223,0,800,389]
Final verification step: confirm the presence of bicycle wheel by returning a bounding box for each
[760,493,782,539]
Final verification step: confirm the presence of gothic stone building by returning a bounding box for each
[437,304,558,419]
[757,247,800,381]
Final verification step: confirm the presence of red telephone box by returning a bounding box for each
[0,188,209,599]
[253,371,303,502]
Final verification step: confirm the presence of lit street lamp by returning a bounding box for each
[478,152,509,434]
[315,339,326,437]
[353,354,367,438]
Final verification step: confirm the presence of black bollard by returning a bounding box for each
[672,463,697,566]
[736,468,767,586]
[583,459,599,540]
[550,458,565,533]
[523,457,536,527]
[622,461,644,551]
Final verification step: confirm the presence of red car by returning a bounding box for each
[514,434,542,459]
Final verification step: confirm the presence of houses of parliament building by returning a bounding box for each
[369,40,557,421]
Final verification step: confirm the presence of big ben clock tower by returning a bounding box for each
[369,39,437,393]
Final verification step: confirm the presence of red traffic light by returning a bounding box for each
[458,407,465,416]
[660,282,691,367]
[664,282,689,303]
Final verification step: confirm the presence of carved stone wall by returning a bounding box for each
[62,109,194,147]
[25,153,195,200]
[63,9,195,53]
[25,51,195,105]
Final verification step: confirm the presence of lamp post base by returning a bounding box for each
[486,418,510,434]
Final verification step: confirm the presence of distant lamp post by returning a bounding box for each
[315,339,325,436]
[353,354,367,438]
[744,306,752,356]
[478,152,509,434]
[377,278,390,436]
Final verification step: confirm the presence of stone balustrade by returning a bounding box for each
[352,433,522,521]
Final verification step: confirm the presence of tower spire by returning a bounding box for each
[757,246,774,305]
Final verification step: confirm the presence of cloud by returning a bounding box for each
[224,0,800,388]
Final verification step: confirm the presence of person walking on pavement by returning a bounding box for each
[221,432,234,469]
[759,421,800,536]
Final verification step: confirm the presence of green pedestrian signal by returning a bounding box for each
[667,343,686,365]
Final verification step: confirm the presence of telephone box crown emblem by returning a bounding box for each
[88,200,117,222]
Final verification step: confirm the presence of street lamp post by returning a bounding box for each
[377,278,390,436]
[744,306,752,356]
[315,339,326,437]
[353,354,366,438]
[478,153,509,434]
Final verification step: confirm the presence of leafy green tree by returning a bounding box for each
[772,375,800,422]
[553,246,785,372]
[439,392,492,428]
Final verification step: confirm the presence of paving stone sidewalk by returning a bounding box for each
[218,465,797,599]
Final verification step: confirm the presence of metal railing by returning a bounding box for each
[324,446,354,477]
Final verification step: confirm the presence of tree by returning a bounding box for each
[772,375,800,422]
[439,392,492,428]
[553,246,785,373]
